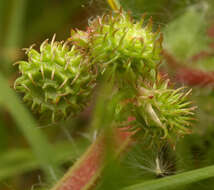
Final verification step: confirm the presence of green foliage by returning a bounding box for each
[0,73,62,181]
[164,3,209,61]
[12,6,197,189]
[1,0,214,190]
[122,164,214,190]
[0,139,88,180]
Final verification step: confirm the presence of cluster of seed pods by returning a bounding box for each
[14,9,195,142]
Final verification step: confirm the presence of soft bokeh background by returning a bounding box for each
[1,0,214,190]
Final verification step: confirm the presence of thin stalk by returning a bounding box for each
[2,0,27,72]
[5,0,26,47]
[122,165,214,190]
[0,73,62,182]
[0,0,5,41]
[107,0,121,11]
[51,128,134,190]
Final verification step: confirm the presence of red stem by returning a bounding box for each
[51,128,134,190]
[163,50,214,87]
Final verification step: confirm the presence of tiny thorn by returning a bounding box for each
[40,65,45,79]
[32,101,37,109]
[13,61,21,66]
[102,13,108,23]
[130,37,137,46]
[146,16,153,31]
[138,13,147,27]
[51,44,56,59]
[127,10,133,22]
[119,6,123,14]
[190,106,197,111]
[59,78,68,89]
[155,25,161,35]
[71,73,80,85]
[65,59,70,70]
[110,16,117,27]
[58,93,68,97]
[40,39,49,52]
[100,24,104,33]
[98,17,102,25]
[45,92,48,102]
[139,37,144,45]
[22,84,30,92]
[51,112,55,123]
[22,44,36,54]
[51,69,55,80]
[163,79,170,88]
[142,13,146,21]
[55,96,61,103]
[159,33,163,44]
[51,33,56,48]
[28,73,36,85]
[40,51,44,62]
[103,33,108,42]
[119,29,128,46]
[13,80,17,89]
[184,89,192,97]
[62,41,69,51]
[112,29,119,37]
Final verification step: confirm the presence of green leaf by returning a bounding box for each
[121,165,214,190]
[0,73,62,181]
[164,3,209,61]
[0,140,88,180]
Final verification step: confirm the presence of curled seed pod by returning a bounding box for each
[116,79,196,144]
[70,10,162,82]
[14,37,96,122]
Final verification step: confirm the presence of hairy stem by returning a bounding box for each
[51,128,134,190]
[107,0,121,10]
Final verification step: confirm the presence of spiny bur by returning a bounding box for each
[116,78,196,145]
[14,35,96,122]
[70,9,162,82]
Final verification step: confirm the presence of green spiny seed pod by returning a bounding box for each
[116,79,196,144]
[14,35,96,121]
[70,9,162,82]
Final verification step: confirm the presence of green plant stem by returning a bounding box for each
[5,0,26,48]
[51,128,133,190]
[107,0,121,10]
[2,0,27,73]
[0,0,5,41]
[122,165,214,190]
[0,73,62,182]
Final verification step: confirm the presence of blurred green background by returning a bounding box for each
[1,0,214,190]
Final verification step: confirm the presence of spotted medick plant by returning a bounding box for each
[14,7,195,190]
